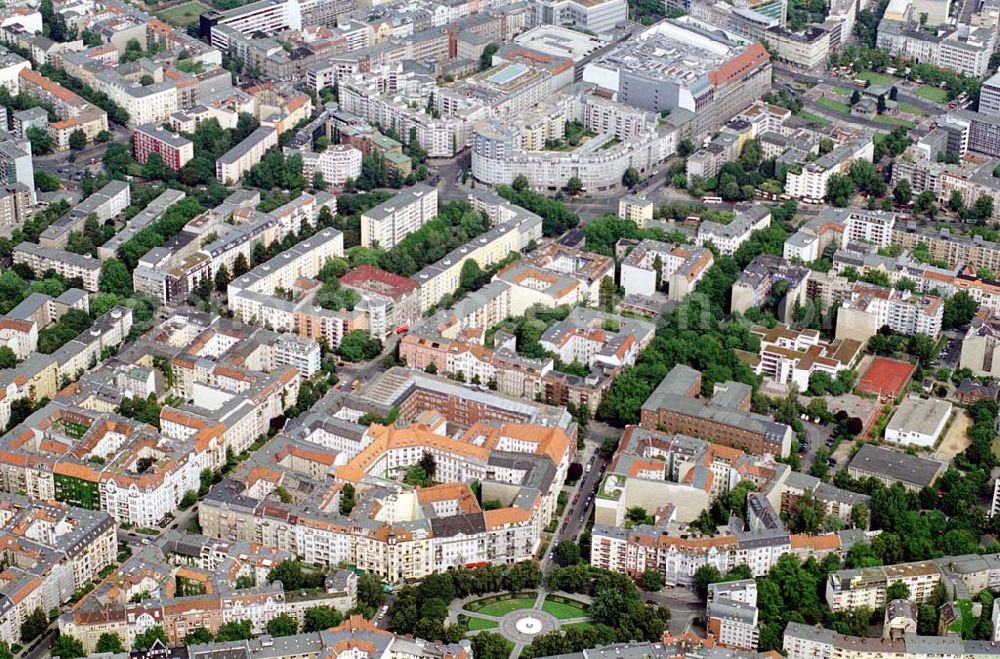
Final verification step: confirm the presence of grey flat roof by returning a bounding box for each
[848,444,946,488]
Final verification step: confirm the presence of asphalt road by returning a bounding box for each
[18,629,55,659]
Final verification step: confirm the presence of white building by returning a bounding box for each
[300,144,362,187]
[696,206,771,256]
[217,126,279,185]
[785,136,875,202]
[883,395,952,448]
[360,184,438,249]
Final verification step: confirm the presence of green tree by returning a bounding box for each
[0,346,17,369]
[479,43,500,71]
[68,129,87,150]
[826,174,854,207]
[183,628,213,645]
[233,253,250,276]
[96,633,125,653]
[893,179,912,206]
[26,127,53,155]
[215,264,231,292]
[34,170,61,192]
[340,483,356,514]
[949,190,965,213]
[694,565,723,598]
[914,190,937,217]
[886,581,910,600]
[233,112,260,143]
[267,560,306,590]
[850,502,868,529]
[143,152,171,181]
[266,614,298,637]
[303,606,343,632]
[99,258,132,296]
[459,258,482,292]
[471,632,509,659]
[639,569,665,591]
[103,142,132,179]
[338,330,381,362]
[53,635,85,659]
[132,626,168,650]
[850,89,861,105]
[179,490,198,509]
[214,620,253,642]
[943,291,978,329]
[20,608,47,643]
[566,177,583,195]
[622,167,640,188]
[554,540,581,566]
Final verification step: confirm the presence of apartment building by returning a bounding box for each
[60,541,357,651]
[40,179,131,249]
[203,0,303,49]
[844,209,896,248]
[877,19,992,78]
[412,215,540,313]
[784,136,875,202]
[99,189,187,260]
[0,288,88,360]
[708,597,760,651]
[639,364,793,457]
[748,324,862,389]
[696,206,772,256]
[0,182,31,236]
[618,196,654,228]
[731,255,810,324]
[228,228,346,335]
[360,184,438,249]
[133,123,194,171]
[13,242,102,291]
[835,283,944,342]
[591,498,850,586]
[17,68,108,149]
[960,318,1000,377]
[217,125,279,185]
[339,265,421,340]
[198,411,572,582]
[0,131,36,205]
[0,497,116,646]
[300,144,363,187]
[620,240,714,301]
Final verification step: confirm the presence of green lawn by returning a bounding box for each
[874,115,916,128]
[816,97,850,114]
[468,618,498,631]
[542,598,589,620]
[898,102,926,116]
[563,621,594,631]
[856,71,895,85]
[796,111,832,125]
[916,85,949,104]
[157,1,210,26]
[830,87,853,96]
[474,598,537,617]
